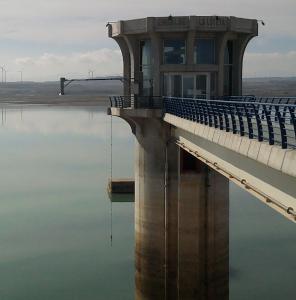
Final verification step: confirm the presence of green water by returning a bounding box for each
[0,107,295,299]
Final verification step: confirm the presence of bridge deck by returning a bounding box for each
[109,95,296,222]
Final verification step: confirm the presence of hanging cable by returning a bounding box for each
[110,201,113,247]
[110,114,113,246]
[110,115,113,181]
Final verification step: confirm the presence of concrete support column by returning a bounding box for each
[206,167,229,300]
[177,149,229,300]
[135,119,169,300]
[178,149,207,299]
[165,142,179,300]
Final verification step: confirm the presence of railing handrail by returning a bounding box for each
[109,95,296,149]
[166,96,296,108]
[163,96,296,150]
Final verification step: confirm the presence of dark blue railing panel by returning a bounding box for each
[163,97,296,149]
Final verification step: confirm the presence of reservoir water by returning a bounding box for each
[0,106,295,299]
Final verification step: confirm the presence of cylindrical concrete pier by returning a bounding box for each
[134,119,169,300]
[178,149,229,300]
[134,139,229,300]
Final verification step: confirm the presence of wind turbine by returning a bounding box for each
[88,70,94,79]
[18,70,23,83]
[0,66,4,83]
[3,68,7,83]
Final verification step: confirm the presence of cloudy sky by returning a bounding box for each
[0,0,296,81]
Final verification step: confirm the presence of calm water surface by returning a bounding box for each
[0,106,295,300]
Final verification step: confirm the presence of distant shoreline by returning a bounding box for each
[1,76,296,84]
[0,96,110,107]
[0,77,295,107]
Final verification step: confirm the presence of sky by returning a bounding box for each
[0,0,296,82]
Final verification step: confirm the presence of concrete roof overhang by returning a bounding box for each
[108,16,258,37]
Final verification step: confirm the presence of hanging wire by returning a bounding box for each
[110,114,113,247]
[110,115,113,180]
[110,201,113,247]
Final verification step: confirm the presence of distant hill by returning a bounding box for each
[0,80,123,105]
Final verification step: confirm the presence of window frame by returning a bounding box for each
[163,72,211,99]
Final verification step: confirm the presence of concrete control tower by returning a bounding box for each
[108,16,258,100]
[108,16,258,300]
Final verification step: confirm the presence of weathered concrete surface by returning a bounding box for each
[178,150,229,300]
[134,118,169,300]
[109,16,257,37]
[165,142,179,300]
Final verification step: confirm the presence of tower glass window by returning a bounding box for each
[140,40,153,96]
[194,39,215,64]
[163,40,186,64]
[163,73,210,99]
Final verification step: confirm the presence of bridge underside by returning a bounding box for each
[164,113,296,223]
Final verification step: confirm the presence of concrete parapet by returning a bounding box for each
[257,143,272,165]
[268,147,286,170]
[247,140,261,160]
[282,151,296,177]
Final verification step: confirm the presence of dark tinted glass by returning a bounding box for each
[164,40,186,64]
[224,65,233,96]
[172,75,182,97]
[195,39,215,64]
[224,40,233,65]
[140,40,152,67]
[183,76,194,98]
[196,75,207,96]
[140,40,153,96]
